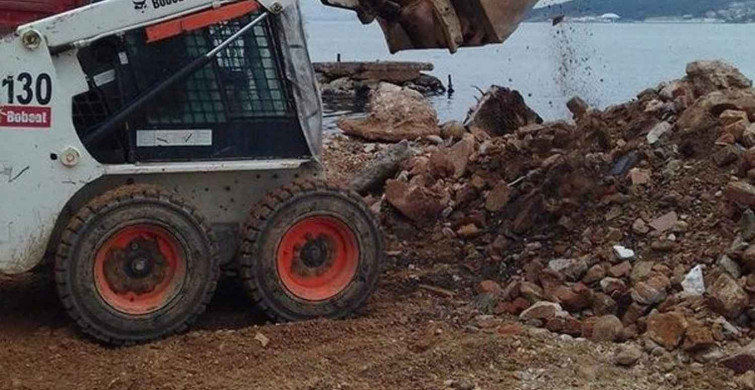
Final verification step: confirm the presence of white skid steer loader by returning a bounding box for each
[0,0,538,344]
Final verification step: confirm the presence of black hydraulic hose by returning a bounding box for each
[83,11,270,148]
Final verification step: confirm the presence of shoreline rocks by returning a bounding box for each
[315,61,446,97]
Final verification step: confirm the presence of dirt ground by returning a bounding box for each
[1,114,749,389]
[0,261,735,390]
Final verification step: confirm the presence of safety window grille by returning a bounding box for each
[123,13,294,127]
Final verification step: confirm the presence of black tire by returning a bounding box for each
[55,184,219,344]
[240,180,383,321]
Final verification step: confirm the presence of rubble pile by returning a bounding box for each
[335,60,755,371]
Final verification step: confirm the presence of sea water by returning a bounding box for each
[304,20,755,130]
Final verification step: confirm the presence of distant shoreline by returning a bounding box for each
[306,18,755,25]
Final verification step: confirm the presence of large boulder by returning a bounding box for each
[646,312,688,351]
[590,315,624,342]
[685,60,752,97]
[519,301,567,321]
[724,181,755,206]
[708,273,748,319]
[338,83,440,142]
[384,179,445,224]
[465,86,542,136]
[428,134,476,179]
[677,89,755,134]
[630,273,670,305]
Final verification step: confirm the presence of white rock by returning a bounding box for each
[613,245,636,260]
[681,265,705,296]
[647,121,672,144]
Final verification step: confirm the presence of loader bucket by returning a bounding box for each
[321,0,539,53]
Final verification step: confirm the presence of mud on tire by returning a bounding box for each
[240,180,383,321]
[55,184,219,344]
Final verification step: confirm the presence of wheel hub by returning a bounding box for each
[94,225,186,315]
[277,216,359,301]
[104,236,167,294]
[298,235,332,269]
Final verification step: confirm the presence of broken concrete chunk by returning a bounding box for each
[682,322,715,352]
[724,181,755,206]
[631,273,670,305]
[718,255,742,279]
[448,134,477,178]
[631,219,649,235]
[519,301,566,321]
[708,273,748,319]
[485,181,512,212]
[681,265,705,296]
[627,168,651,186]
[547,258,588,282]
[648,211,678,233]
[613,245,636,261]
[646,312,688,351]
[384,179,445,224]
[600,277,627,296]
[608,262,631,279]
[724,119,749,140]
[646,121,672,144]
[349,141,413,194]
[583,264,606,284]
[630,261,655,284]
[720,109,750,126]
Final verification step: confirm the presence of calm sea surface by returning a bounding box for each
[304,20,755,130]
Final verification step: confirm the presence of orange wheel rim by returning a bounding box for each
[276,216,359,301]
[93,224,186,315]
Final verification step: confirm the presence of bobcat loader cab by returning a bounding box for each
[0,0,538,344]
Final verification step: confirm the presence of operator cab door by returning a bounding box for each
[73,12,311,164]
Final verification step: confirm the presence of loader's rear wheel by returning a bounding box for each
[56,185,218,344]
[240,180,383,321]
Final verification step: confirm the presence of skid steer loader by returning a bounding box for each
[0,0,538,344]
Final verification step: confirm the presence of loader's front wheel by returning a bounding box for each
[56,185,218,344]
[240,180,383,321]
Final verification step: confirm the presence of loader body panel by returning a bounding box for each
[0,36,101,273]
[0,0,323,274]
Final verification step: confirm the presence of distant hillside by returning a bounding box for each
[529,0,755,22]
